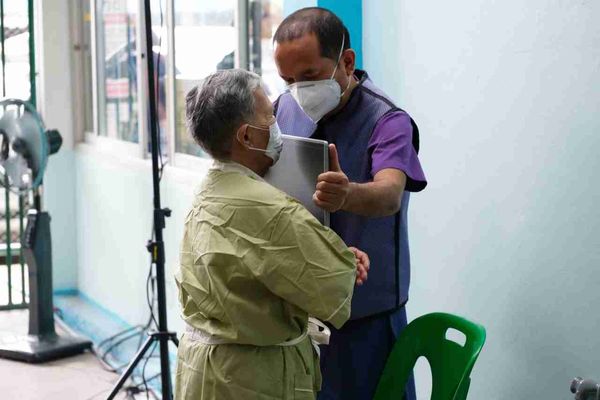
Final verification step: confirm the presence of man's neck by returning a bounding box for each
[226,156,267,178]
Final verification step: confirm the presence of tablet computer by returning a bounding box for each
[264,135,330,226]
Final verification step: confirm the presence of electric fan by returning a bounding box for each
[0,98,91,362]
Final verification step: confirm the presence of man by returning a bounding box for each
[273,8,427,400]
[174,69,369,399]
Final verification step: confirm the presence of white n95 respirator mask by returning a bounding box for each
[287,36,350,123]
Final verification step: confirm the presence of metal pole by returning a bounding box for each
[0,6,7,298]
[107,3,176,397]
[236,0,249,69]
[1,0,6,98]
[28,0,36,106]
[143,0,172,398]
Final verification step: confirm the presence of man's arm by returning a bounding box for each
[347,168,406,217]
[314,144,406,217]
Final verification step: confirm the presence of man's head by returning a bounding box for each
[273,7,357,120]
[274,7,351,64]
[185,69,280,176]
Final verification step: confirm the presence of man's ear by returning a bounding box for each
[236,123,250,147]
[342,49,356,75]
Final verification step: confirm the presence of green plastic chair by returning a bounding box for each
[373,312,486,400]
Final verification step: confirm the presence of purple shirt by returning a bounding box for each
[368,110,427,192]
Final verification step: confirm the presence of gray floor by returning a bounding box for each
[0,310,155,400]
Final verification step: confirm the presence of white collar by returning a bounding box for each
[210,160,265,182]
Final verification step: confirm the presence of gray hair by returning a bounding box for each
[185,69,262,159]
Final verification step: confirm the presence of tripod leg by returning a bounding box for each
[106,336,156,400]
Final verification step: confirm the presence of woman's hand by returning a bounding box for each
[348,247,370,286]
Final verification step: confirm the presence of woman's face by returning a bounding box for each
[242,87,277,173]
[246,87,275,153]
[250,86,276,129]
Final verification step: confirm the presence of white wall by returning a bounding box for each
[37,0,78,290]
[284,0,316,16]
[364,0,600,398]
[74,145,206,331]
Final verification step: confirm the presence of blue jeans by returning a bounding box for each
[317,307,416,400]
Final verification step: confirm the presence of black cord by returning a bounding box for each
[98,327,144,354]
[96,324,145,350]
[86,223,159,380]
[98,326,146,368]
[95,312,153,358]
[54,307,149,376]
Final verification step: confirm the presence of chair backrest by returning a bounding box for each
[373,312,486,400]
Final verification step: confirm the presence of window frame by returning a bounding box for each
[88,0,150,159]
[86,0,258,167]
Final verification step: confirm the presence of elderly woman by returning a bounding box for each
[174,69,369,400]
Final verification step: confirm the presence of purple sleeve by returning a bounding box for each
[368,111,427,192]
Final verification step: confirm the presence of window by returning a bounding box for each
[87,0,290,163]
[0,0,35,102]
[94,0,139,143]
[249,0,285,102]
[172,0,237,157]
[0,0,36,311]
[80,1,95,133]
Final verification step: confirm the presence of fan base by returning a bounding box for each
[0,332,91,363]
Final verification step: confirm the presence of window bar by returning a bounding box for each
[124,12,132,140]
[165,0,175,163]
[1,0,10,306]
[236,0,249,70]
[136,0,149,157]
[1,0,6,97]
[28,0,36,106]
[250,0,262,75]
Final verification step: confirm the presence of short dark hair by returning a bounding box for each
[185,69,261,159]
[273,7,350,61]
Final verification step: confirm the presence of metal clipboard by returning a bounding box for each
[263,134,330,226]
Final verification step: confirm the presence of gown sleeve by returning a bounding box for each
[251,201,357,329]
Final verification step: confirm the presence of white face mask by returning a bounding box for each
[287,36,351,123]
[245,120,284,164]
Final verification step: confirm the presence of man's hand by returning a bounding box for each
[313,144,351,213]
[349,246,370,286]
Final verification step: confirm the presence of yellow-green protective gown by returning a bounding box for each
[174,162,356,400]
